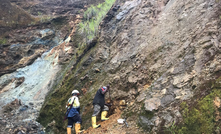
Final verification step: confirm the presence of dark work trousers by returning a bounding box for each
[67,114,82,128]
[92,104,109,117]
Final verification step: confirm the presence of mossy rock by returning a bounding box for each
[175,77,221,134]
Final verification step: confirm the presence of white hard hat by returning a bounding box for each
[72,90,79,95]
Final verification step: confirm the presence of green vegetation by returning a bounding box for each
[0,38,7,44]
[177,94,215,133]
[36,11,52,23]
[172,77,221,134]
[37,45,109,133]
[74,0,116,60]
[164,121,177,134]
[78,0,115,44]
[37,0,116,133]
[40,16,52,23]
[38,11,42,16]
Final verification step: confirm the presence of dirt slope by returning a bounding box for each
[0,0,35,36]
[83,111,142,134]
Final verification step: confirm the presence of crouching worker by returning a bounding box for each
[92,85,110,128]
[66,90,83,134]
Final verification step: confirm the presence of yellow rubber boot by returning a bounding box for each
[92,116,101,128]
[67,127,71,134]
[75,123,84,134]
[101,111,109,121]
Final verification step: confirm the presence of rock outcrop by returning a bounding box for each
[97,0,221,133]
[39,0,221,133]
[1,0,221,133]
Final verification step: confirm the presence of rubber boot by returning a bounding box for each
[67,127,71,134]
[92,116,101,128]
[101,111,109,121]
[75,123,84,134]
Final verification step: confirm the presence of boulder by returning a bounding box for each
[144,98,161,111]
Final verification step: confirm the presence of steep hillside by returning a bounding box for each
[0,0,107,134]
[38,0,221,134]
[0,0,221,133]
[0,0,35,36]
[0,0,33,25]
[9,0,105,16]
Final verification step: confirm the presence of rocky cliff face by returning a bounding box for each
[102,0,221,133]
[39,0,221,133]
[94,0,221,133]
[1,0,221,134]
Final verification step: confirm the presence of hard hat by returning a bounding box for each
[72,90,79,95]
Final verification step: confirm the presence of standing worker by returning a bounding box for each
[66,90,83,134]
[91,85,110,128]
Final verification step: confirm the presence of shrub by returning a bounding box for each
[176,77,221,134]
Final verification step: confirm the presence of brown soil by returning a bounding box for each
[82,110,143,134]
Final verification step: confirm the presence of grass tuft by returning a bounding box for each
[78,0,116,44]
